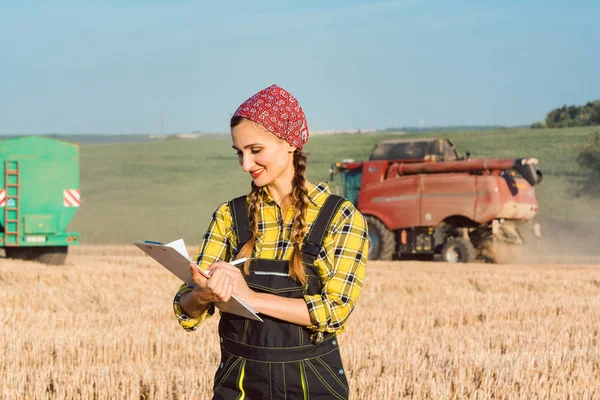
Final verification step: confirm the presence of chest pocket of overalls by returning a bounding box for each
[245,259,317,298]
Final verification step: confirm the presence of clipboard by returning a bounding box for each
[134,239,263,322]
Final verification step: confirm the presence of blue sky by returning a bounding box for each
[1,1,599,134]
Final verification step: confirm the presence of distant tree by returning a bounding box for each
[544,100,600,128]
[577,131,600,195]
[545,108,559,128]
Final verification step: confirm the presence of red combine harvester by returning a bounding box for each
[331,137,543,263]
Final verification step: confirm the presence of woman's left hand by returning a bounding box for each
[208,261,256,306]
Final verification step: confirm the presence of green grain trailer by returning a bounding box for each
[0,136,80,265]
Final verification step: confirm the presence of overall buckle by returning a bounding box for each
[302,241,321,258]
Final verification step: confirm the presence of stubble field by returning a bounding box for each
[2,247,600,399]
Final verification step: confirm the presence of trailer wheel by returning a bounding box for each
[34,246,68,266]
[441,238,476,263]
[365,216,395,261]
[4,246,68,265]
[4,247,36,261]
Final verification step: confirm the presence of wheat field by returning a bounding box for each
[2,247,600,399]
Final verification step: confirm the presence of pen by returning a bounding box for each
[199,257,249,278]
[230,257,249,266]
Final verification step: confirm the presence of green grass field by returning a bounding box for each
[69,126,600,244]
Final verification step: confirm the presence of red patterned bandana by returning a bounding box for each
[232,84,309,150]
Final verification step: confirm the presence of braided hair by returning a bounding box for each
[288,150,310,284]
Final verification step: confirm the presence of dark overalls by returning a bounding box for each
[213,195,350,400]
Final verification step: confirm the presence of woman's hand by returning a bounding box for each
[208,262,256,306]
[188,262,235,305]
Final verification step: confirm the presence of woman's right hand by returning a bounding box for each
[188,262,236,305]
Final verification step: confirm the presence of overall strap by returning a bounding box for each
[229,193,346,262]
[301,194,345,264]
[229,195,252,250]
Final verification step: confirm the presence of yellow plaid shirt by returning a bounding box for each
[173,182,368,334]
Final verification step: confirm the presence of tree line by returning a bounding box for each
[532,100,600,128]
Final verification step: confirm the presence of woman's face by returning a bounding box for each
[231,119,295,188]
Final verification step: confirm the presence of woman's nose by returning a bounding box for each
[240,154,253,172]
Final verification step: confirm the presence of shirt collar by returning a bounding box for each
[260,182,331,207]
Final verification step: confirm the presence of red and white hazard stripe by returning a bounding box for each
[64,189,80,207]
[0,189,5,207]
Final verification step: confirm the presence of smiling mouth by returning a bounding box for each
[250,169,264,178]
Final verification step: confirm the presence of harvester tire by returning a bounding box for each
[35,246,68,266]
[477,240,498,263]
[441,238,476,263]
[365,216,395,261]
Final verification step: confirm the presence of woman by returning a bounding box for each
[174,84,368,399]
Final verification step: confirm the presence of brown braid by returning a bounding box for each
[289,150,310,285]
[236,182,261,275]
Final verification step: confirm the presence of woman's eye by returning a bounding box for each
[251,148,261,154]
[236,151,242,157]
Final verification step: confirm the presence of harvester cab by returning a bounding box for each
[369,137,459,162]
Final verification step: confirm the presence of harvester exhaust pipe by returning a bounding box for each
[329,163,336,181]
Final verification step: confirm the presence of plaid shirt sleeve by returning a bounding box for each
[173,202,236,331]
[173,284,215,331]
[304,201,369,333]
